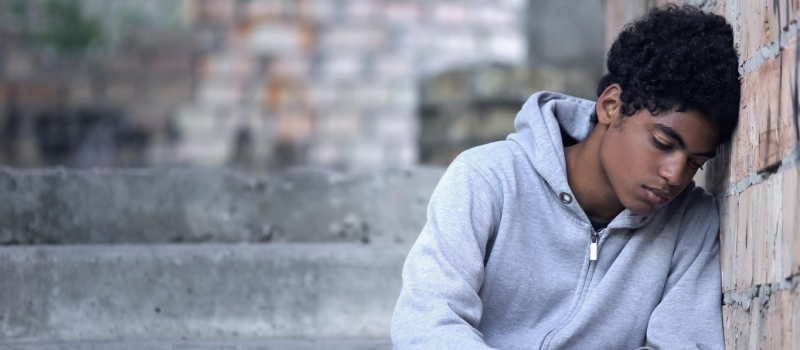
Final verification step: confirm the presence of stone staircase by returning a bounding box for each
[0,167,445,349]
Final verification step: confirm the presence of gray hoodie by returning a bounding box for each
[391,92,724,349]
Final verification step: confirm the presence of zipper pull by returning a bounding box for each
[590,234,598,261]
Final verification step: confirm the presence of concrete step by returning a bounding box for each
[0,243,410,343]
[0,166,443,245]
[0,338,393,350]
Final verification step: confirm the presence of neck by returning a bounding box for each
[564,125,625,221]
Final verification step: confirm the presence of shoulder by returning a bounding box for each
[680,185,719,223]
[671,184,720,245]
[455,141,530,194]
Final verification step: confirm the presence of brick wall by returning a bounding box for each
[606,0,800,348]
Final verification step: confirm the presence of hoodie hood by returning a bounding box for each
[507,91,653,229]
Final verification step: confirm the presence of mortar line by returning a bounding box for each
[723,275,800,309]
[715,143,800,201]
[739,23,800,78]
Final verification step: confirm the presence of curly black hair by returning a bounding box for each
[591,4,740,143]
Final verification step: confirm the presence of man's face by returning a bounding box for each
[599,108,719,217]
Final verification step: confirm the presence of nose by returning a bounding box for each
[658,154,685,186]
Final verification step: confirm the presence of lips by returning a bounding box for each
[643,186,670,204]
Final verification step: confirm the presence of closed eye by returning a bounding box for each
[689,158,705,170]
[652,136,671,151]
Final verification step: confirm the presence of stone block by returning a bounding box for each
[203,53,256,79]
[723,192,739,290]
[345,1,378,23]
[199,0,236,22]
[156,80,194,103]
[12,82,60,106]
[384,2,419,23]
[320,109,360,139]
[749,299,763,349]
[432,3,469,24]
[793,288,800,347]
[732,89,757,182]
[199,80,242,106]
[766,173,783,283]
[320,55,363,80]
[723,304,732,350]
[276,111,313,142]
[301,0,335,22]
[471,4,516,26]
[372,55,414,79]
[782,167,799,276]
[737,186,754,291]
[740,0,781,65]
[268,56,310,79]
[738,51,781,179]
[250,23,303,55]
[246,0,283,19]
[780,0,800,30]
[154,52,194,78]
[322,26,386,51]
[3,52,36,79]
[752,181,768,286]
[67,78,94,105]
[105,81,141,103]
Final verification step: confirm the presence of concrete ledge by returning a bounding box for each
[0,338,392,350]
[0,166,444,245]
[0,243,411,342]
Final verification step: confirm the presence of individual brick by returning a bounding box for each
[779,0,800,30]
[432,2,469,24]
[724,192,739,291]
[782,167,799,277]
[749,299,763,349]
[780,289,793,349]
[752,181,768,286]
[723,304,733,350]
[765,173,783,284]
[737,186,755,291]
[739,0,781,65]
[276,111,313,142]
[735,36,800,181]
[793,288,800,347]
[384,2,420,24]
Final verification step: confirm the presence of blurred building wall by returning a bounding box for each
[0,0,529,173]
[418,0,605,166]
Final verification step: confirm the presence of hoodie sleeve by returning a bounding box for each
[391,155,502,350]
[641,192,724,350]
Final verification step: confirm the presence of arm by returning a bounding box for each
[641,193,724,350]
[391,156,501,350]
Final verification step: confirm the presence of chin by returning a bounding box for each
[623,199,658,218]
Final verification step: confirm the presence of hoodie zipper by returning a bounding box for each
[538,227,606,350]
[590,228,604,261]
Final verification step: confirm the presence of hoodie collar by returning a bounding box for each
[506,91,653,230]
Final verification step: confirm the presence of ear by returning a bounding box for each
[595,84,623,126]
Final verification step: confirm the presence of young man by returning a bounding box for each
[391,4,739,350]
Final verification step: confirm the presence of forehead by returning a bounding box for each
[639,109,720,149]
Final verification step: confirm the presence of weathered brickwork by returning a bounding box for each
[606,0,800,348]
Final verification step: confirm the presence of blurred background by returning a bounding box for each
[0,0,604,174]
[0,0,609,347]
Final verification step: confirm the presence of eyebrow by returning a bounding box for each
[653,123,716,158]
